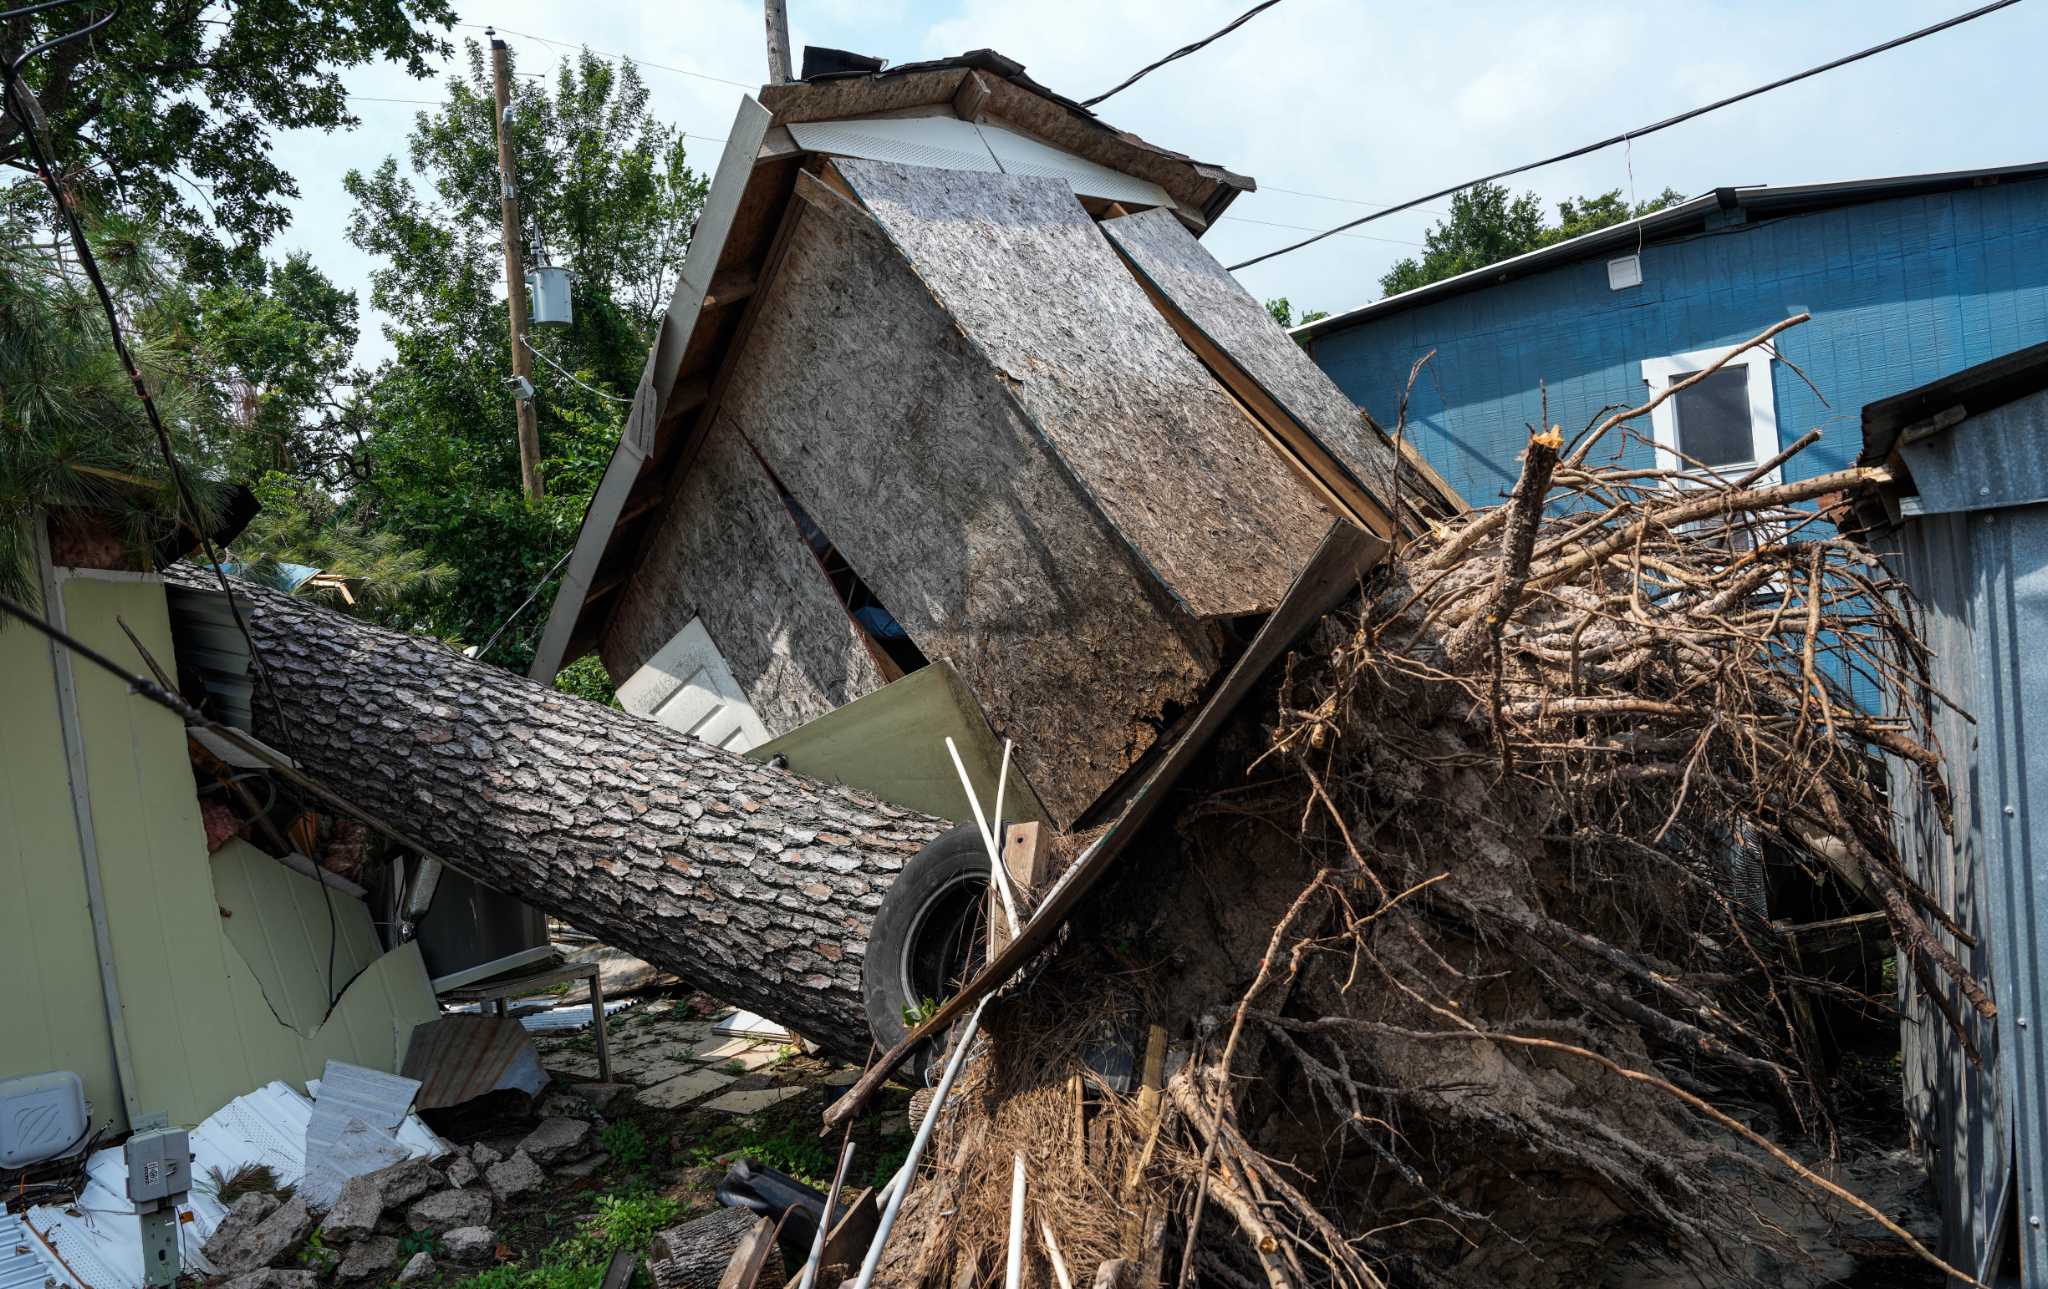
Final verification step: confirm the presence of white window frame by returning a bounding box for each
[1640,346,1781,486]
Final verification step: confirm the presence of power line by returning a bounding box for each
[3,0,348,1010]
[340,93,727,146]
[1260,185,1449,219]
[1083,0,1287,107]
[1216,213,1423,249]
[456,21,756,91]
[522,334,631,403]
[1226,0,2028,272]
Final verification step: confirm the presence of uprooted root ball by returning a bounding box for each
[879,430,1966,1288]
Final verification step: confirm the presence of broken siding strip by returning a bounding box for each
[1100,207,1465,527]
[832,158,1331,620]
[715,175,1212,826]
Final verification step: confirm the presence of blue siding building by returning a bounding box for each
[1297,164,2048,509]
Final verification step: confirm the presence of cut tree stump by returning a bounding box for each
[185,572,949,1058]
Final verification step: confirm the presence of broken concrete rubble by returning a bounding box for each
[445,1152,480,1188]
[396,1250,435,1283]
[205,1194,314,1274]
[335,1234,399,1284]
[515,1116,592,1166]
[485,1150,546,1204]
[442,1225,499,1264]
[368,1156,443,1208]
[319,1174,382,1243]
[220,1270,318,1289]
[406,1185,492,1233]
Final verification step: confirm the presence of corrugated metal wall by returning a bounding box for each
[1309,179,2048,509]
[1888,389,2048,1284]
[1887,509,2010,1276]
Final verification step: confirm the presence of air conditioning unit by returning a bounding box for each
[0,1070,88,1167]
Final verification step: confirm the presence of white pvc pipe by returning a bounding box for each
[1039,1220,1075,1289]
[945,736,1021,937]
[852,995,992,1289]
[1005,1154,1027,1289]
[797,1138,856,1289]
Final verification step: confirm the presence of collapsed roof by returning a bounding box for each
[530,50,1457,826]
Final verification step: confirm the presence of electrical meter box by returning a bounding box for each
[124,1124,192,1204]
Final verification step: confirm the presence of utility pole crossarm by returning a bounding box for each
[489,30,545,501]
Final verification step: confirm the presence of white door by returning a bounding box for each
[616,617,772,753]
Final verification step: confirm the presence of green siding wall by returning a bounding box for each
[0,571,437,1132]
[0,597,125,1130]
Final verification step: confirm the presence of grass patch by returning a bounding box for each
[685,1118,834,1186]
[444,1187,680,1289]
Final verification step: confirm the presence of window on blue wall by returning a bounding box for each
[1640,347,1780,485]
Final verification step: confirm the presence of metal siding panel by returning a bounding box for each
[1888,512,2009,1273]
[61,576,259,1125]
[1973,502,2048,1278]
[0,598,123,1133]
[1305,180,2048,511]
[1903,390,2048,515]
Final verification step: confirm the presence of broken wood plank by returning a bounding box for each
[782,1188,877,1289]
[824,520,1384,1130]
[833,158,1332,621]
[717,1215,781,1289]
[1101,207,1466,530]
[600,1249,638,1289]
[715,162,1215,826]
[704,268,760,311]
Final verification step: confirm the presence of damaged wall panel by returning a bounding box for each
[1101,206,1461,524]
[833,158,1332,619]
[716,180,1214,825]
[52,576,438,1127]
[604,416,888,738]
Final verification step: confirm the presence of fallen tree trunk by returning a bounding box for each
[207,574,945,1058]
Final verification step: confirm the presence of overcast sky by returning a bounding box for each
[266,0,2047,368]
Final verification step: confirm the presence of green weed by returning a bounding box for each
[598,1120,649,1172]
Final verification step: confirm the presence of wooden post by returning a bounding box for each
[763,0,793,85]
[488,29,544,501]
[990,822,1052,958]
[588,965,612,1083]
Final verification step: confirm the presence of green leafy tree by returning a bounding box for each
[1263,297,1329,330]
[337,42,707,674]
[1378,182,1685,298]
[0,186,233,602]
[0,0,455,277]
[1545,186,1686,246]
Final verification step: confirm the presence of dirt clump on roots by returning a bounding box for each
[878,410,1969,1288]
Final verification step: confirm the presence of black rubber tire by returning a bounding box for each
[861,823,992,1069]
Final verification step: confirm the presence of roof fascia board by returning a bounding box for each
[528,94,773,682]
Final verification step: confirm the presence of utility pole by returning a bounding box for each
[764,0,793,84]
[488,29,545,500]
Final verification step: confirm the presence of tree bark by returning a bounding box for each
[211,576,948,1059]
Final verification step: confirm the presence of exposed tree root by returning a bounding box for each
[868,392,1970,1287]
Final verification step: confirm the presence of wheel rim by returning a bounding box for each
[898,868,990,1025]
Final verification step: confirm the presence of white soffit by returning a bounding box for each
[975,121,1173,208]
[788,115,1002,173]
